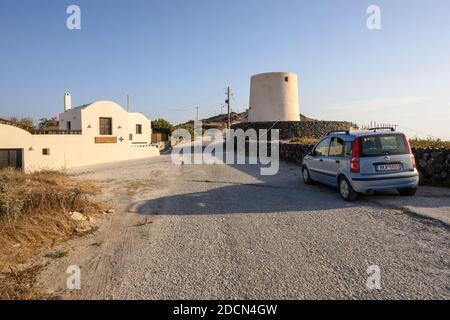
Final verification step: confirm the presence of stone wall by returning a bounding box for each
[278,143,450,188]
[231,121,354,140]
[279,143,313,166]
[413,148,450,187]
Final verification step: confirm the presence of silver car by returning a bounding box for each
[301,128,419,201]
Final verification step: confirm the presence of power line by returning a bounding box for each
[152,90,224,118]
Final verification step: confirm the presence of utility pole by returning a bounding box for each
[226,86,232,129]
[195,106,199,122]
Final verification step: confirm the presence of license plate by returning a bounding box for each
[376,163,402,172]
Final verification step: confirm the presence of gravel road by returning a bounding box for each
[37,154,449,299]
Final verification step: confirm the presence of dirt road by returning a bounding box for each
[36,155,449,299]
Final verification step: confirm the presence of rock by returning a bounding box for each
[75,220,96,233]
[106,209,115,214]
[431,151,442,159]
[434,163,443,173]
[68,211,86,221]
[418,159,427,168]
[425,166,435,177]
[75,226,91,233]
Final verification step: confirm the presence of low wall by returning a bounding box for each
[278,143,450,188]
[279,143,313,166]
[231,121,354,140]
[413,148,450,187]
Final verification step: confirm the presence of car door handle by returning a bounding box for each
[319,159,323,162]
[336,160,340,164]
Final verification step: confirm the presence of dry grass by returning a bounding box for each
[289,137,319,145]
[0,266,48,300]
[409,138,450,149]
[288,137,450,149]
[0,169,103,300]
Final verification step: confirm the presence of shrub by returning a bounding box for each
[289,137,319,145]
[152,118,174,135]
[409,138,450,149]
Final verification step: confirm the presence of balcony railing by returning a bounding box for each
[0,117,82,135]
[31,129,82,135]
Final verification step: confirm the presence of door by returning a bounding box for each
[322,137,346,186]
[0,149,23,170]
[308,137,330,182]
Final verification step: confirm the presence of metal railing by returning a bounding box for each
[359,121,398,131]
[31,129,82,135]
[0,117,82,135]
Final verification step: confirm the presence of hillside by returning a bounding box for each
[176,112,316,130]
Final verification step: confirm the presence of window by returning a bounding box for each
[99,117,112,135]
[313,138,330,156]
[129,134,133,141]
[329,137,345,157]
[136,124,142,134]
[344,141,353,157]
[285,76,289,82]
[66,121,71,131]
[360,134,408,157]
[42,148,50,156]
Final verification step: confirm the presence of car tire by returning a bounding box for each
[302,166,313,184]
[338,176,358,201]
[398,188,417,196]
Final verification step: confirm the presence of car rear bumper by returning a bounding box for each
[350,172,419,193]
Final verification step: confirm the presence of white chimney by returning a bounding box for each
[64,92,72,111]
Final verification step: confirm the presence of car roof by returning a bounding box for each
[326,130,405,141]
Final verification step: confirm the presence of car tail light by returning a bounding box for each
[403,134,416,169]
[350,137,360,173]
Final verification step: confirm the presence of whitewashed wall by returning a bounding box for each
[0,101,159,172]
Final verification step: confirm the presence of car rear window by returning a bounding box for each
[360,134,408,157]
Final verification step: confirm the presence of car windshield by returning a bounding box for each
[360,134,408,157]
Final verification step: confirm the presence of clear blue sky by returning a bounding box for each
[1,0,449,139]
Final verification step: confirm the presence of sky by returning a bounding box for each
[0,0,449,139]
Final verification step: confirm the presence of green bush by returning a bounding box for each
[152,118,174,134]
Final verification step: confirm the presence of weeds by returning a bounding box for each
[409,138,450,149]
[44,251,69,260]
[289,137,319,145]
[0,169,103,299]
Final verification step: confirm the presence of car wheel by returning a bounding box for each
[302,166,313,184]
[339,177,357,201]
[398,188,417,196]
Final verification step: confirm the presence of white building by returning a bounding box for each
[248,72,300,122]
[0,94,159,172]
